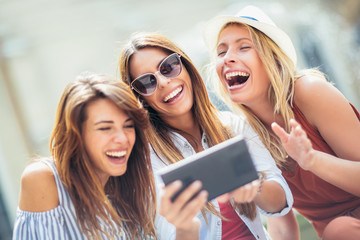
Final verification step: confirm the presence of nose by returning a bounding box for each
[113,130,128,144]
[155,71,171,88]
[223,49,238,65]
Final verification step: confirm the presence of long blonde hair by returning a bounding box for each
[209,22,326,170]
[50,73,156,239]
[118,32,257,220]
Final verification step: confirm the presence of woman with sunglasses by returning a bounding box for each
[119,32,293,240]
[12,73,156,239]
[203,5,360,240]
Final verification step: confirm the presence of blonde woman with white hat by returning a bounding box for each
[204,5,360,240]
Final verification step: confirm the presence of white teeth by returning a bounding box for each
[106,151,126,157]
[163,86,183,102]
[225,71,249,80]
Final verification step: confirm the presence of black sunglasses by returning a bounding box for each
[130,53,182,96]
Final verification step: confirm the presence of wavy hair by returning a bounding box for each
[49,73,156,239]
[118,32,257,220]
[208,22,326,170]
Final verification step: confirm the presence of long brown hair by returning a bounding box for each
[118,32,257,220]
[49,73,156,239]
[209,22,325,170]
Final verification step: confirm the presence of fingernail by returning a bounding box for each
[192,180,202,188]
[172,180,182,187]
[201,190,208,199]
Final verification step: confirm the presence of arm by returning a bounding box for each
[242,123,290,214]
[290,75,360,195]
[266,209,300,240]
[217,176,286,213]
[219,111,293,215]
[272,119,360,197]
[253,178,286,212]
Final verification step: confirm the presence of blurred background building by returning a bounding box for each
[0,0,359,239]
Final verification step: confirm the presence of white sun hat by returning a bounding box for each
[203,5,297,66]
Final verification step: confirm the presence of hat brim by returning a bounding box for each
[203,15,297,65]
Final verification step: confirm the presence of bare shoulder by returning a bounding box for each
[19,160,59,212]
[294,73,348,122]
[294,73,340,104]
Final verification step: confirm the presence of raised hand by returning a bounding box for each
[271,119,315,170]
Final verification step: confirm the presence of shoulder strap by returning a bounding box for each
[40,159,65,205]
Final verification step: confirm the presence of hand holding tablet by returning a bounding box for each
[157,135,259,201]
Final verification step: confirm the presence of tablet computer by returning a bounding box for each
[157,135,259,201]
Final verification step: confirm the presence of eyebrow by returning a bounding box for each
[217,37,251,49]
[94,118,133,125]
[94,120,113,125]
[125,118,133,123]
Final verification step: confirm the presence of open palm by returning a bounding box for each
[271,119,315,170]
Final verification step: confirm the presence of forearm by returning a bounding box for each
[267,210,300,240]
[254,180,286,213]
[308,150,360,197]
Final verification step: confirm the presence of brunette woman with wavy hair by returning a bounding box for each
[118,32,293,240]
[13,73,157,239]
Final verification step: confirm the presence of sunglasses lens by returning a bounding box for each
[132,74,157,95]
[160,54,181,78]
[131,54,182,96]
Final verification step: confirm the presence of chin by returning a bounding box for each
[112,168,127,177]
[229,95,244,104]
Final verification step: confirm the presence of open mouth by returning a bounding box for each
[225,71,249,87]
[163,86,183,103]
[106,151,126,159]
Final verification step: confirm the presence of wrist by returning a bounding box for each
[308,149,326,170]
[176,226,200,240]
[175,218,201,240]
[305,149,318,171]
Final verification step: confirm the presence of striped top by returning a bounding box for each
[12,159,128,240]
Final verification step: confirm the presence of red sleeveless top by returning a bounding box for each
[282,103,360,237]
[218,201,255,240]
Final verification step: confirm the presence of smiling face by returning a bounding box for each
[129,47,194,123]
[82,98,136,187]
[216,24,271,107]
